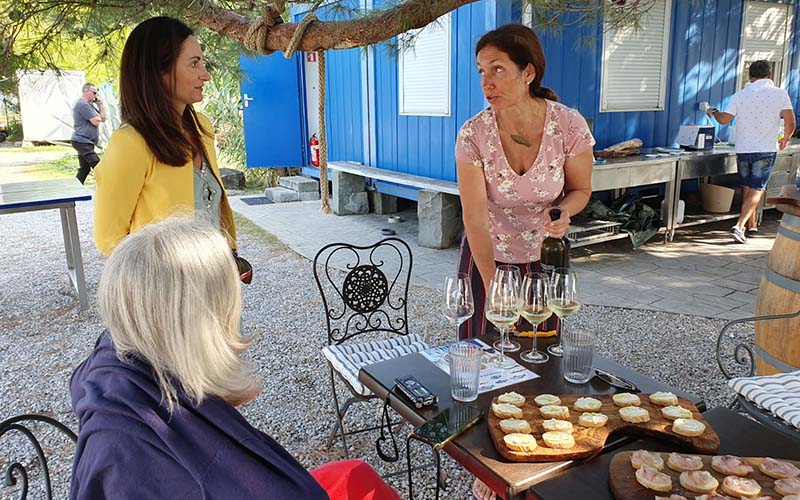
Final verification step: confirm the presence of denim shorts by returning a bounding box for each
[736,152,776,191]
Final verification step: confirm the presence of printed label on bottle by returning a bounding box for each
[541,263,555,280]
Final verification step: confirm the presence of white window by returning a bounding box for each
[739,1,793,89]
[600,0,672,112]
[398,13,451,116]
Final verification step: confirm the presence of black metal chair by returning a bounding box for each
[1,414,78,500]
[313,237,429,458]
[716,309,800,441]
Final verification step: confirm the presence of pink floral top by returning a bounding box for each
[455,100,595,263]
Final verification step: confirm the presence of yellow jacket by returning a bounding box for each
[93,114,237,254]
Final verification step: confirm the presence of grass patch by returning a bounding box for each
[19,155,97,188]
[233,212,286,250]
[1,145,73,153]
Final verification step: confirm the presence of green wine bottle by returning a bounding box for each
[540,207,570,279]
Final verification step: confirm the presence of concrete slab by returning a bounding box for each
[228,196,782,320]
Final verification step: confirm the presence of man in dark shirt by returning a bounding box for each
[71,83,106,184]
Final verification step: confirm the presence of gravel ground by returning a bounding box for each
[0,200,753,500]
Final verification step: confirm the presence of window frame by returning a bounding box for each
[599,0,673,113]
[398,13,452,117]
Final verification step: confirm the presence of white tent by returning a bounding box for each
[16,69,84,143]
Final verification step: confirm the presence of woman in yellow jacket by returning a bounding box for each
[94,16,236,255]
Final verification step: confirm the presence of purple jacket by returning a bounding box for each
[69,333,329,500]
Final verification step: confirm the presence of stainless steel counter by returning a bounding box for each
[574,141,800,246]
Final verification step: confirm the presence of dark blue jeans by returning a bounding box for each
[736,152,776,191]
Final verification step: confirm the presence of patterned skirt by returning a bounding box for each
[456,235,562,340]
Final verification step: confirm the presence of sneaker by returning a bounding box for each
[745,228,759,238]
[731,226,747,244]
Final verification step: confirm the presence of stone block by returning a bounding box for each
[332,170,368,215]
[299,190,321,201]
[368,191,397,214]
[219,168,246,190]
[263,186,299,203]
[417,190,462,249]
[279,175,319,192]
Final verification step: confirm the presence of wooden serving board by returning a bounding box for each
[487,394,719,463]
[609,451,800,500]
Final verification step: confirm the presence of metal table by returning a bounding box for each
[528,406,800,500]
[358,334,703,500]
[0,178,93,309]
[576,156,678,246]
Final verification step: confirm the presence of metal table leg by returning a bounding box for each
[406,433,443,500]
[59,204,87,309]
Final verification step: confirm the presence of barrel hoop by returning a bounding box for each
[764,268,800,293]
[753,343,799,373]
[778,224,800,241]
[782,213,800,230]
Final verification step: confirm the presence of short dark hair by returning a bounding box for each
[749,60,771,79]
[475,24,558,102]
[119,17,209,167]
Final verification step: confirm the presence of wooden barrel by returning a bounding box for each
[754,210,800,375]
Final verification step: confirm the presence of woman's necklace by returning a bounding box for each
[502,100,542,148]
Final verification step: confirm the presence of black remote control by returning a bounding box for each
[395,375,438,409]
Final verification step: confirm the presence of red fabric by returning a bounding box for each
[310,460,400,500]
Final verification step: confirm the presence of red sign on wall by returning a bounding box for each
[306,52,317,63]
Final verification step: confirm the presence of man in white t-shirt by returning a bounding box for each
[707,60,795,243]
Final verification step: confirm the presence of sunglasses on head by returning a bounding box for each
[232,251,253,285]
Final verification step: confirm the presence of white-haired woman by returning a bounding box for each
[69,217,399,500]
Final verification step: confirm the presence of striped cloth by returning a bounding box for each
[322,334,429,396]
[728,370,800,430]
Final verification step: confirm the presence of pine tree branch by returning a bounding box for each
[192,0,478,54]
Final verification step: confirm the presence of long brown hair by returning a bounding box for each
[476,24,558,102]
[119,17,209,166]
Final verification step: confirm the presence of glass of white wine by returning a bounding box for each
[485,278,520,369]
[547,268,581,357]
[442,273,475,359]
[491,265,521,353]
[519,272,551,363]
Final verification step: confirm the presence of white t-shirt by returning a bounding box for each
[725,79,793,153]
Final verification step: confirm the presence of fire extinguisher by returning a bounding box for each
[309,133,320,167]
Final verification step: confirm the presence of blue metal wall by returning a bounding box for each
[537,0,800,149]
[301,0,800,184]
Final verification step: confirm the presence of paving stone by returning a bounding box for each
[279,175,319,192]
[712,278,760,292]
[263,186,299,203]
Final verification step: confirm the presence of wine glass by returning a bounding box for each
[485,278,520,369]
[491,265,521,353]
[519,272,551,363]
[547,268,581,357]
[442,273,475,355]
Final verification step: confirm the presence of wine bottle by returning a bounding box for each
[540,207,570,279]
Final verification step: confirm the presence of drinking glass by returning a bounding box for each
[547,268,581,357]
[449,343,482,402]
[519,272,551,363]
[491,265,521,353]
[485,277,520,369]
[562,328,594,384]
[442,273,474,360]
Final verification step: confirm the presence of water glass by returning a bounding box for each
[562,327,594,384]
[449,343,482,402]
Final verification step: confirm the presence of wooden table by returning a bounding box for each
[527,406,800,500]
[0,178,93,309]
[358,335,704,500]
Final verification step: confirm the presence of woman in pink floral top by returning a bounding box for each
[456,24,595,342]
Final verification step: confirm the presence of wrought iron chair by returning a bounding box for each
[716,309,800,441]
[313,237,429,458]
[1,414,78,500]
